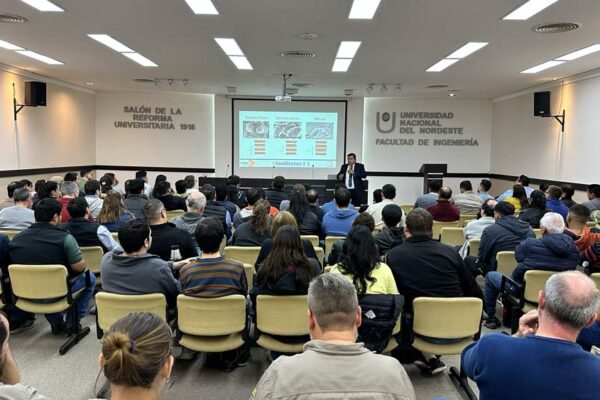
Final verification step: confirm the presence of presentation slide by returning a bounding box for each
[233,100,347,179]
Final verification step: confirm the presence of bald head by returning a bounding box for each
[186,191,206,213]
[439,186,452,200]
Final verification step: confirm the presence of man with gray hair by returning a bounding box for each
[483,212,580,329]
[251,273,416,400]
[169,191,206,247]
[58,181,79,223]
[463,271,600,398]
[0,188,34,230]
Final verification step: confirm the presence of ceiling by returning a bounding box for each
[1,0,600,98]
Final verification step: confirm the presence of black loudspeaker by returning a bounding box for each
[24,81,46,107]
[534,91,550,116]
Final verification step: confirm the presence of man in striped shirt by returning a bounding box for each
[179,218,247,297]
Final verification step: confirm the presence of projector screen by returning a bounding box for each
[233,99,347,179]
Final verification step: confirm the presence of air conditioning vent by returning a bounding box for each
[0,14,27,24]
[426,84,449,89]
[132,78,156,83]
[281,51,316,58]
[533,22,581,34]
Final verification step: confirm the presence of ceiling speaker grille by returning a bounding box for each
[426,84,449,89]
[533,22,581,33]
[292,82,313,88]
[0,14,27,24]
[132,78,156,83]
[281,51,316,58]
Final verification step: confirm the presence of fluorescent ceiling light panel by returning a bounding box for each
[332,58,353,72]
[447,42,488,59]
[228,56,253,70]
[503,0,558,20]
[349,0,382,19]
[426,58,459,72]
[20,0,63,12]
[555,44,600,61]
[214,38,244,56]
[88,34,134,53]
[336,41,362,59]
[16,50,63,64]
[0,39,24,51]
[521,60,564,74]
[185,0,219,14]
[122,52,158,67]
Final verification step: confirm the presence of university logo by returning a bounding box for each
[376,112,395,133]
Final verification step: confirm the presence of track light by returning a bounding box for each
[366,84,373,94]
[380,84,387,94]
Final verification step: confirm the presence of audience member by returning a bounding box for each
[546,185,569,220]
[582,184,600,212]
[372,188,383,204]
[328,213,375,265]
[426,186,460,222]
[458,198,497,257]
[463,272,600,399]
[214,183,238,220]
[321,184,355,214]
[135,170,153,198]
[31,180,45,205]
[9,198,95,334]
[169,192,206,247]
[58,181,79,223]
[564,204,600,252]
[0,188,34,231]
[234,188,261,228]
[155,181,186,211]
[63,172,79,184]
[104,173,124,195]
[288,189,320,236]
[452,180,482,215]
[366,184,398,227]
[61,198,120,252]
[478,179,493,201]
[123,179,148,219]
[199,184,231,240]
[518,189,549,228]
[97,191,135,232]
[84,180,104,219]
[386,208,482,374]
[151,175,168,199]
[141,200,196,261]
[233,200,271,246]
[539,182,550,193]
[322,188,359,237]
[560,185,577,208]
[306,188,325,222]
[278,183,304,211]
[179,218,247,297]
[265,175,289,210]
[174,179,188,199]
[375,204,404,257]
[331,225,398,295]
[250,273,416,400]
[483,213,579,328]
[413,180,441,210]
[78,168,94,193]
[226,175,247,209]
[32,180,60,210]
[184,174,197,194]
[99,312,174,400]
[99,174,114,196]
[504,184,529,213]
[101,219,184,310]
[497,174,534,200]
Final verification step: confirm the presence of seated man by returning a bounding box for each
[265,175,289,210]
[155,181,186,211]
[142,200,196,261]
[366,184,397,228]
[545,185,569,220]
[482,212,579,328]
[386,208,482,374]
[321,184,355,215]
[0,181,25,211]
[458,198,497,257]
[61,198,120,252]
[179,218,247,297]
[169,192,206,248]
[226,175,247,209]
[565,204,600,252]
[497,174,534,201]
[199,184,232,241]
[426,186,460,222]
[123,178,149,219]
[135,170,153,199]
[322,188,359,237]
[84,180,104,219]
[452,180,482,215]
[463,271,600,399]
[374,204,404,257]
[0,187,34,231]
[78,168,93,193]
[582,184,600,213]
[214,183,238,221]
[101,219,185,310]
[477,179,493,201]
[414,180,441,210]
[57,181,79,223]
[306,188,325,223]
[9,198,95,334]
[465,201,534,275]
[251,273,416,400]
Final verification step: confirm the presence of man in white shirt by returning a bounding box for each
[453,180,483,215]
[136,170,154,199]
[459,198,497,257]
[366,184,399,227]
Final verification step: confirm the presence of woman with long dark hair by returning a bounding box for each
[32,180,60,210]
[151,175,168,199]
[331,225,398,296]
[288,190,320,236]
[505,184,528,213]
[232,199,271,246]
[519,190,549,228]
[97,191,135,232]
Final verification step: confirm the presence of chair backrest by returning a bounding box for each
[400,204,413,215]
[523,270,557,303]
[314,247,324,265]
[111,232,119,244]
[586,221,596,228]
[219,236,226,254]
[468,238,481,256]
[256,295,309,336]
[223,246,261,265]
[80,246,104,274]
[96,292,167,332]
[166,210,185,220]
[325,236,345,252]
[243,263,255,291]
[496,251,517,276]
[533,229,542,239]
[432,220,460,239]
[0,230,18,241]
[9,264,68,300]
[413,297,482,339]
[177,294,246,336]
[590,273,600,289]
[300,235,319,248]
[462,219,475,228]
[440,227,465,246]
[458,215,474,227]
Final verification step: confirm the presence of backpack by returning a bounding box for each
[357,294,404,353]
[204,342,252,372]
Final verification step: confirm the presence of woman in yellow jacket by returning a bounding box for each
[504,184,529,214]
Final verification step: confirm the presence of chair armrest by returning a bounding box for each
[67,270,92,303]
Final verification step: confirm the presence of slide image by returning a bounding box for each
[243,121,270,138]
[306,122,334,139]
[274,121,302,138]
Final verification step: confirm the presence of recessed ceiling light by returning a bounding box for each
[0,39,23,51]
[426,58,459,72]
[214,38,244,56]
[349,0,382,19]
[332,58,352,72]
[336,41,361,59]
[555,44,600,61]
[521,60,564,73]
[16,50,63,64]
[448,91,457,97]
[122,52,158,67]
[447,42,488,59]
[185,0,218,14]
[229,56,253,70]
[503,0,558,21]
[88,34,134,53]
[20,0,63,12]
[85,82,94,86]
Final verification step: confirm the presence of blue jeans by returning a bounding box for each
[484,272,503,319]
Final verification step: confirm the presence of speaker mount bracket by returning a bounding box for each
[541,109,565,132]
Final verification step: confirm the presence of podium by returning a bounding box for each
[419,164,447,194]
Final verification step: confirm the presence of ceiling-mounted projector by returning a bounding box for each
[275,74,293,102]
[275,95,292,102]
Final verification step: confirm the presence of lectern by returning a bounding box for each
[419,164,447,194]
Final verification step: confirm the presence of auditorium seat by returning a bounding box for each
[0,230,18,241]
[224,246,261,266]
[458,215,474,227]
[166,210,185,220]
[432,221,460,240]
[111,232,119,244]
[314,247,325,266]
[590,273,600,289]
[496,251,517,276]
[300,235,319,248]
[468,238,480,256]
[400,204,413,215]
[255,295,309,353]
[324,236,345,253]
[80,246,104,285]
[243,263,255,291]
[533,229,542,239]
[440,227,465,246]
[462,219,475,228]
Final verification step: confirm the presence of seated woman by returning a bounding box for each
[254,211,320,271]
[98,312,173,400]
[328,213,376,266]
[288,189,320,237]
[505,184,529,213]
[97,191,135,232]
[232,199,271,246]
[330,225,398,295]
[519,190,549,228]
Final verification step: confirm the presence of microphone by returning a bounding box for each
[311,164,314,180]
[225,163,230,178]
[272,165,275,179]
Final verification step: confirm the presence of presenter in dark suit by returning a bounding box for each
[337,153,367,206]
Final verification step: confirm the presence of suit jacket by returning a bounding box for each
[337,163,367,193]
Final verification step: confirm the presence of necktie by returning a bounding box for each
[348,168,352,187]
